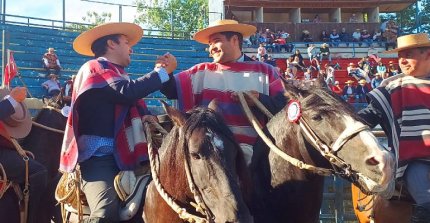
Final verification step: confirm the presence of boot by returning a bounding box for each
[411,205,430,223]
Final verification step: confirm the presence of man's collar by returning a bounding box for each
[237,54,245,62]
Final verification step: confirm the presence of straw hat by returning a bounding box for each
[193,20,256,44]
[48,47,55,51]
[345,80,354,84]
[358,79,367,84]
[348,62,355,66]
[73,22,143,56]
[0,88,32,139]
[385,33,430,53]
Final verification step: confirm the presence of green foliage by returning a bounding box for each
[134,0,208,39]
[67,11,112,32]
[380,0,430,34]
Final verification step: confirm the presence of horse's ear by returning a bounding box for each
[160,100,185,127]
[208,99,223,116]
[281,78,301,99]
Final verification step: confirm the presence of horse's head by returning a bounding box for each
[162,101,253,223]
[279,78,394,194]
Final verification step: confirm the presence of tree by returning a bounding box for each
[134,0,208,39]
[67,11,112,32]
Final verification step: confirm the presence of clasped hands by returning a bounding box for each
[155,53,177,74]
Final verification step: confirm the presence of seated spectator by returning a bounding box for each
[304,68,313,80]
[320,30,330,43]
[292,49,306,69]
[265,55,276,67]
[249,33,258,46]
[342,80,358,102]
[42,73,61,97]
[284,67,295,79]
[387,60,400,77]
[309,57,321,71]
[347,62,371,82]
[281,31,294,52]
[339,27,350,47]
[62,75,76,106]
[349,13,359,23]
[273,37,286,53]
[319,43,332,62]
[376,61,387,76]
[384,20,398,50]
[360,29,373,47]
[286,56,298,76]
[331,81,343,95]
[330,29,340,47]
[355,79,370,103]
[257,43,267,60]
[42,47,62,75]
[325,63,335,86]
[352,29,362,46]
[371,73,383,89]
[313,14,321,23]
[372,29,383,47]
[307,44,317,62]
[301,30,313,46]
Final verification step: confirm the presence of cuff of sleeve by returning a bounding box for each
[154,67,169,83]
[4,95,19,109]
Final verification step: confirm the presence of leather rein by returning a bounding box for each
[144,120,214,223]
[238,91,370,182]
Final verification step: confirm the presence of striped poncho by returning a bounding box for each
[175,61,282,145]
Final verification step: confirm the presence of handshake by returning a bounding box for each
[155,53,177,74]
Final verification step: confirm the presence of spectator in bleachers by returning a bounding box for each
[325,63,335,86]
[42,73,61,97]
[249,33,258,46]
[292,49,306,70]
[331,81,343,95]
[257,43,267,60]
[310,56,321,71]
[313,14,322,23]
[320,30,330,43]
[42,47,62,76]
[251,55,257,61]
[286,56,298,76]
[265,55,276,67]
[373,29,383,47]
[284,67,295,79]
[304,68,313,80]
[330,29,340,47]
[352,29,362,47]
[355,79,370,103]
[361,29,373,47]
[384,20,398,50]
[301,30,313,47]
[358,57,372,78]
[376,61,387,77]
[347,62,371,82]
[307,44,317,62]
[62,75,76,106]
[319,43,332,62]
[273,36,286,53]
[280,30,294,52]
[342,80,358,102]
[387,60,400,77]
[349,13,359,23]
[339,27,350,47]
[371,73,383,89]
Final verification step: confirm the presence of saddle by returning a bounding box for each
[56,169,151,221]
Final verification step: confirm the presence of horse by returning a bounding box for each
[143,101,253,223]
[0,96,67,223]
[351,184,413,223]
[249,78,395,223]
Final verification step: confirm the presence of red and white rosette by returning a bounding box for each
[287,100,302,123]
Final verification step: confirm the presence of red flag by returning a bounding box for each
[4,51,18,87]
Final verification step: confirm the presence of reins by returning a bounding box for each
[144,120,211,223]
[31,106,65,134]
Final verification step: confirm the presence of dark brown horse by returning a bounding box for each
[143,101,253,223]
[0,98,67,223]
[250,78,394,223]
[351,184,412,223]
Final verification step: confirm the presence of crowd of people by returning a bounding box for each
[1,19,429,223]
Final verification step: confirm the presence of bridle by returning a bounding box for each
[238,91,370,185]
[145,120,219,223]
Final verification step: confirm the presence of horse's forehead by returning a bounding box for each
[189,127,225,151]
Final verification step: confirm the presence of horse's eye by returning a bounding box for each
[190,152,201,160]
[312,114,323,121]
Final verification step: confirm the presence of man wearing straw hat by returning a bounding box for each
[161,19,285,156]
[358,33,430,222]
[42,47,62,75]
[0,87,48,223]
[60,22,177,222]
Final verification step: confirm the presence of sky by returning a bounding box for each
[6,0,140,24]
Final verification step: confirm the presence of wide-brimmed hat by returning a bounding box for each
[48,73,58,78]
[48,47,55,51]
[73,22,143,56]
[0,88,32,139]
[385,33,430,53]
[345,80,354,84]
[348,62,355,66]
[358,79,367,84]
[193,20,256,44]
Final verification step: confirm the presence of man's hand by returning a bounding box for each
[10,87,27,103]
[155,53,177,74]
[231,90,260,106]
